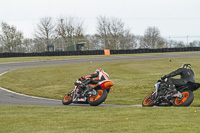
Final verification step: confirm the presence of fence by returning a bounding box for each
[0,47,200,58]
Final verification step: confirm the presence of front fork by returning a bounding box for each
[82,85,99,97]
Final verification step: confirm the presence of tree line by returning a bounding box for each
[0,16,199,53]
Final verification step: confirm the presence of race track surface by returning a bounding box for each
[0,53,200,107]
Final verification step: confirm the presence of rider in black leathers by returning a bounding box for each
[161,63,195,97]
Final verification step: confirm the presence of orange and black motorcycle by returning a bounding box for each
[142,79,200,107]
[62,78,114,106]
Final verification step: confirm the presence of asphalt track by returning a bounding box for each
[0,53,200,107]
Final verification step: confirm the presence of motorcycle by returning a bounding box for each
[62,78,115,106]
[142,79,200,107]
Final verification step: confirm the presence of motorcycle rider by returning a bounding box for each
[81,68,109,81]
[161,63,195,98]
[76,68,110,97]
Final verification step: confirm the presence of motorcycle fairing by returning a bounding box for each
[99,80,115,90]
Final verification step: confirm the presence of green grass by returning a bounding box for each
[0,56,200,105]
[0,105,200,133]
[1,53,200,133]
[0,55,104,63]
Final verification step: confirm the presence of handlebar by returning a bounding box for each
[75,78,92,86]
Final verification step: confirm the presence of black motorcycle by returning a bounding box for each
[142,80,200,107]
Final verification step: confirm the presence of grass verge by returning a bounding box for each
[0,105,200,133]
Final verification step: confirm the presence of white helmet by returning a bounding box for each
[95,68,104,73]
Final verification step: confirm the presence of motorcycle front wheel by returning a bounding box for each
[62,91,73,105]
[88,89,108,106]
[173,90,194,107]
[142,93,156,107]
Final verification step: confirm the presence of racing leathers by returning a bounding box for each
[77,70,110,97]
[84,70,110,83]
[162,67,195,91]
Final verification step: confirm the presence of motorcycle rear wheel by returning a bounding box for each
[62,91,73,105]
[88,89,108,106]
[142,93,156,107]
[173,90,194,107]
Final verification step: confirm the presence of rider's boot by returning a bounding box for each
[169,86,183,99]
[172,90,183,99]
[165,79,183,99]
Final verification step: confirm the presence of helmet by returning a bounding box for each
[95,68,104,73]
[181,63,191,69]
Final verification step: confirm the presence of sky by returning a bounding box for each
[0,0,200,42]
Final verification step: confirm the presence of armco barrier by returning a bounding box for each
[0,47,200,58]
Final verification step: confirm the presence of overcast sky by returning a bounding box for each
[0,0,200,42]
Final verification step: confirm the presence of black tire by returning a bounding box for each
[62,91,73,105]
[88,89,108,106]
[142,93,156,107]
[173,90,194,107]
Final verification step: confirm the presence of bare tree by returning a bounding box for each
[140,27,167,48]
[117,31,138,49]
[96,16,136,50]
[34,17,55,51]
[192,41,200,47]
[87,34,104,50]
[55,16,85,50]
[168,40,185,48]
[0,22,23,52]
[22,38,34,52]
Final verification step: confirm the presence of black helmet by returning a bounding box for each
[181,63,191,69]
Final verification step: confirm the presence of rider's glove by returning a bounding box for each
[74,80,81,86]
[161,75,166,80]
[161,76,168,82]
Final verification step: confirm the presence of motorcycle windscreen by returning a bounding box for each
[100,80,115,90]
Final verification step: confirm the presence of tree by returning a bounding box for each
[166,39,186,48]
[34,17,55,51]
[0,22,23,52]
[140,27,167,48]
[55,16,85,50]
[117,31,138,49]
[87,34,104,50]
[32,38,47,52]
[96,16,136,50]
[192,41,200,47]
[22,38,34,52]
